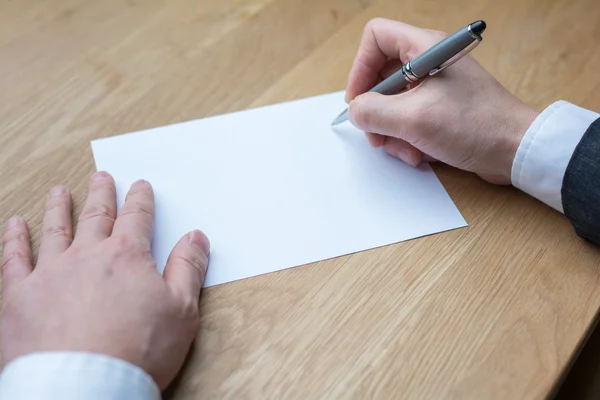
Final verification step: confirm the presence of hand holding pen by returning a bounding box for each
[333,20,486,125]
[339,18,539,185]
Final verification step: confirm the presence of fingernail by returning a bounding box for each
[132,179,150,189]
[398,150,417,167]
[92,171,109,181]
[49,186,66,198]
[188,230,210,255]
[7,216,21,228]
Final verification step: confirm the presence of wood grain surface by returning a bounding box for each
[2,0,600,398]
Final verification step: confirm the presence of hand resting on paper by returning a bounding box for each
[0,172,210,389]
[345,18,539,185]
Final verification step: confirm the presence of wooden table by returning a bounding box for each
[2,0,600,398]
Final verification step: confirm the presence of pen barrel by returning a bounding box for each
[409,28,477,78]
[369,69,410,95]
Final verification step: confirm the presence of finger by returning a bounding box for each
[164,230,210,301]
[2,216,33,291]
[76,171,117,242]
[112,180,154,247]
[38,185,73,263]
[366,132,386,148]
[346,19,430,101]
[349,91,417,137]
[382,137,423,167]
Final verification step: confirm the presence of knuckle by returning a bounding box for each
[2,251,28,270]
[110,234,144,254]
[79,203,116,223]
[118,202,154,219]
[105,235,151,263]
[90,176,116,191]
[44,199,67,213]
[174,251,208,276]
[41,225,73,241]
[2,229,26,246]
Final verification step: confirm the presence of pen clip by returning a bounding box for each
[429,28,482,76]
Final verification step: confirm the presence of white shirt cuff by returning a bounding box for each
[512,100,600,213]
[0,352,160,400]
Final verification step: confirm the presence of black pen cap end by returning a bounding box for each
[471,20,487,36]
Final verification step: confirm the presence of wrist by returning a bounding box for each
[480,102,539,185]
[505,103,540,185]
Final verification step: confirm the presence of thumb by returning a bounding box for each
[163,230,210,300]
[348,92,413,138]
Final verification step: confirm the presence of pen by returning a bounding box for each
[331,20,487,126]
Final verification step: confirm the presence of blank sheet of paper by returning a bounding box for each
[91,91,466,287]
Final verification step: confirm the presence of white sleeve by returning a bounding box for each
[511,100,600,213]
[0,352,161,400]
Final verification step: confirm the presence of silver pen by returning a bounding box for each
[331,20,487,126]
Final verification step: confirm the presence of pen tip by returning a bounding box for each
[331,109,349,127]
[471,20,486,36]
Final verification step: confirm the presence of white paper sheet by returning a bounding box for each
[91,91,466,287]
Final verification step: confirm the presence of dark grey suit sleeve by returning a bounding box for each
[562,117,600,245]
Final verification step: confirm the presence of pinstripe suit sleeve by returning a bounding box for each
[562,118,600,244]
[512,101,600,244]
